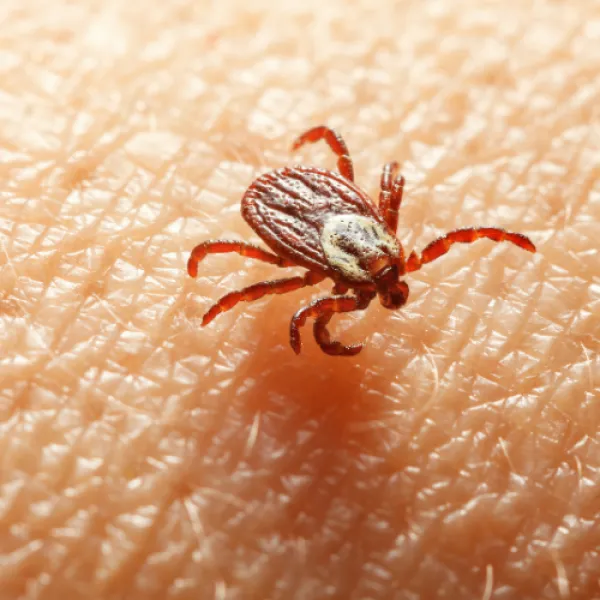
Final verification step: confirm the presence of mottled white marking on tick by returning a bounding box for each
[320,214,400,282]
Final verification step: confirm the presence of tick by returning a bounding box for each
[188,126,536,356]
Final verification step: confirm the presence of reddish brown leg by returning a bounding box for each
[379,161,398,217]
[332,282,349,294]
[387,174,405,234]
[312,282,354,354]
[290,291,375,355]
[405,227,537,272]
[188,240,295,278]
[291,126,355,182]
[202,271,325,326]
[313,313,363,356]
[378,161,405,233]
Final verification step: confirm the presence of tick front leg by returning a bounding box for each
[405,227,537,272]
[378,161,405,233]
[187,240,296,277]
[290,292,375,355]
[313,313,363,356]
[291,125,355,182]
[201,271,325,326]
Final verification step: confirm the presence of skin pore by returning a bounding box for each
[1,0,599,598]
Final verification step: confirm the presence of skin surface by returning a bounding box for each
[0,0,599,598]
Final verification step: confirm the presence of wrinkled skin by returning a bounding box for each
[0,1,599,599]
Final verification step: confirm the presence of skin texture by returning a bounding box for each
[0,0,599,598]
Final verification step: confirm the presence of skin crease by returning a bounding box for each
[0,0,599,598]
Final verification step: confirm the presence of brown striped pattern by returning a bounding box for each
[242,166,384,277]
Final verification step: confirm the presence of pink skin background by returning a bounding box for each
[0,0,599,598]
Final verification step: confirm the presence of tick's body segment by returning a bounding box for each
[188,126,536,356]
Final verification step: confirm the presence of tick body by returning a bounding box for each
[188,126,536,356]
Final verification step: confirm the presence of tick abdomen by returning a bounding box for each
[241,166,385,275]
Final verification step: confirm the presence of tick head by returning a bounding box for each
[374,265,409,309]
[321,215,405,284]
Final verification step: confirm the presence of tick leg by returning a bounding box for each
[313,313,362,356]
[291,126,355,182]
[378,161,405,233]
[332,282,349,294]
[188,240,296,277]
[290,291,374,355]
[322,282,350,352]
[405,227,537,272]
[378,161,398,216]
[201,271,325,326]
[387,174,406,234]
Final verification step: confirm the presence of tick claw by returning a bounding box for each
[289,329,302,354]
[323,343,363,357]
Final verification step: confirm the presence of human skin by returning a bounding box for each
[0,0,599,598]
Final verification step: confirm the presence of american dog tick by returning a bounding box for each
[188,126,536,356]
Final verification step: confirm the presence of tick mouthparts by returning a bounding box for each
[373,263,399,286]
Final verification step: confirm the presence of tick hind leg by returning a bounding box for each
[290,291,375,356]
[188,240,296,277]
[406,227,537,272]
[379,161,405,233]
[201,271,325,326]
[291,126,355,182]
